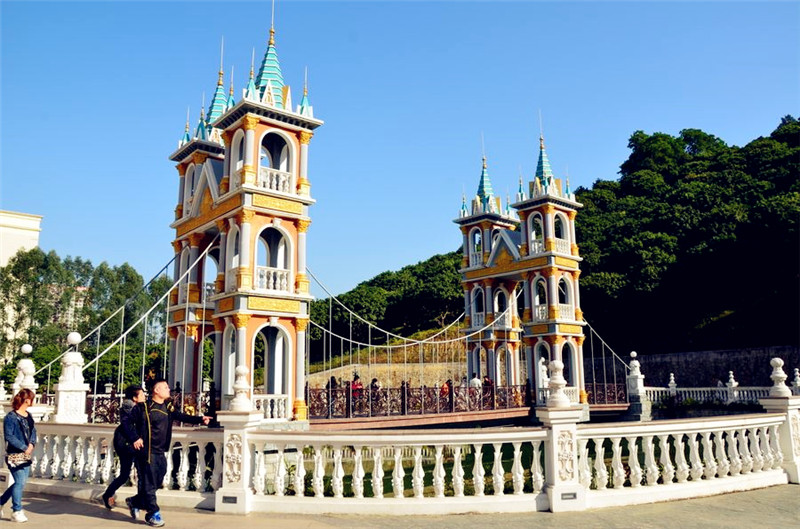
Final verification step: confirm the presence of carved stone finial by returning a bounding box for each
[546,360,570,408]
[769,357,792,397]
[229,365,252,411]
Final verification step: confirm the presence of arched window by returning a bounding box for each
[558,277,574,320]
[491,227,502,248]
[223,326,237,396]
[562,341,574,387]
[259,133,291,193]
[530,214,544,254]
[554,215,565,239]
[495,289,509,327]
[183,165,196,213]
[255,227,290,291]
[225,227,240,292]
[554,213,570,253]
[533,278,547,321]
[469,228,482,266]
[472,287,485,326]
[253,325,290,395]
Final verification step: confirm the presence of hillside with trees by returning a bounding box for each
[310,116,799,359]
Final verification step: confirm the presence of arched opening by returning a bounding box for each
[534,278,548,321]
[535,342,550,389]
[255,227,290,291]
[226,227,240,292]
[183,164,196,214]
[252,325,290,395]
[495,289,509,327]
[472,287,485,326]
[558,277,572,319]
[203,251,219,299]
[230,131,245,182]
[497,345,509,386]
[469,228,482,266]
[554,215,565,239]
[562,341,574,387]
[530,215,544,253]
[222,326,236,398]
[554,213,569,253]
[259,132,291,193]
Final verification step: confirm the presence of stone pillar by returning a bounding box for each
[544,268,558,320]
[542,205,555,252]
[463,287,471,327]
[572,270,582,321]
[297,131,313,196]
[187,233,202,286]
[536,359,586,512]
[215,366,262,514]
[568,210,579,256]
[624,351,651,422]
[237,210,253,289]
[233,314,250,375]
[53,352,90,424]
[759,358,800,483]
[242,115,258,186]
[216,220,228,294]
[294,318,309,420]
[296,220,311,294]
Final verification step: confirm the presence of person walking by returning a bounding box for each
[1,388,37,523]
[126,379,211,527]
[101,384,145,509]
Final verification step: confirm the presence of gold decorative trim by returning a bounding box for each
[171,240,182,253]
[558,324,583,334]
[297,219,311,232]
[185,324,198,341]
[545,239,556,252]
[232,313,251,328]
[177,164,187,176]
[215,219,228,233]
[221,130,232,145]
[242,165,256,185]
[463,256,547,281]
[575,335,585,346]
[243,115,259,131]
[295,318,309,332]
[520,243,528,255]
[575,308,584,321]
[213,317,225,332]
[293,400,308,420]
[192,152,208,165]
[176,195,242,237]
[554,256,579,268]
[218,297,234,312]
[174,204,183,219]
[252,194,303,215]
[571,243,580,256]
[548,306,558,319]
[173,309,185,322]
[236,209,255,224]
[298,131,313,144]
[542,205,555,215]
[567,210,577,220]
[247,297,301,313]
[168,327,179,339]
[187,233,204,246]
[219,176,230,195]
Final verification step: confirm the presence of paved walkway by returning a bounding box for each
[6,485,798,529]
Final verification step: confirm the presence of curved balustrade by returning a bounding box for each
[257,167,294,194]
[253,394,291,420]
[645,386,771,405]
[577,413,788,508]
[254,266,290,292]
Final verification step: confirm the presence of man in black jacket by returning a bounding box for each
[123,379,211,527]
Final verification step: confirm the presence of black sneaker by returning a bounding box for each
[125,497,139,520]
[145,511,165,527]
[102,494,115,510]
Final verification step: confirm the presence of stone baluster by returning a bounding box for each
[412,446,425,498]
[492,443,504,495]
[725,429,741,476]
[392,447,405,498]
[292,449,305,497]
[593,437,608,489]
[738,428,753,474]
[750,428,764,472]
[610,437,625,488]
[701,432,718,479]
[84,437,98,483]
[331,446,344,498]
[275,445,287,496]
[50,435,62,479]
[433,445,446,497]
[472,444,485,496]
[658,435,675,484]
[530,440,544,492]
[371,448,384,498]
[626,436,642,487]
[61,436,75,480]
[687,433,704,481]
[714,432,730,477]
[769,424,784,470]
[193,443,205,491]
[674,434,689,483]
[352,446,365,499]
[642,436,659,485]
[577,438,591,488]
[511,442,524,494]
[38,435,51,479]
[792,368,800,396]
[452,446,465,497]
[178,443,190,490]
[312,447,324,497]
[759,428,774,470]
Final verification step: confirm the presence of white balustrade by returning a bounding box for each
[257,167,294,194]
[252,394,291,421]
[558,304,574,320]
[493,312,512,328]
[537,386,580,406]
[473,312,485,327]
[225,268,238,292]
[645,386,771,405]
[529,239,544,255]
[533,304,548,321]
[254,266,290,292]
[469,252,482,267]
[16,423,223,498]
[577,413,789,509]
[555,238,571,254]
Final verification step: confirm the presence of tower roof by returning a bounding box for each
[535,135,554,185]
[207,70,227,124]
[476,156,494,203]
[255,28,285,108]
[194,107,208,141]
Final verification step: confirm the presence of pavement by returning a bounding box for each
[4,484,798,529]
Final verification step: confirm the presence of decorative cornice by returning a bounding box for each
[297,219,311,232]
[237,209,256,224]
[295,318,309,332]
[187,233,204,247]
[192,152,208,165]
[216,219,229,233]
[171,240,182,253]
[176,164,187,176]
[221,130,232,145]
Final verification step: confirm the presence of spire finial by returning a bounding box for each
[229,65,235,95]
[250,48,255,79]
[185,106,190,131]
[304,66,309,96]
[200,92,205,119]
[218,36,225,83]
[269,0,276,45]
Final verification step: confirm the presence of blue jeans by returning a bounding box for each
[1,464,31,512]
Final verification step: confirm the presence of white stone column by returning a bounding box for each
[215,366,262,514]
[536,371,586,512]
[53,351,90,424]
[294,319,308,420]
[625,352,651,422]
[188,237,200,285]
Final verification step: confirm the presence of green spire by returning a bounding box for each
[226,66,236,110]
[181,107,191,144]
[535,135,554,188]
[255,28,284,108]
[207,70,227,124]
[299,68,312,117]
[194,106,208,141]
[476,156,495,212]
[245,49,258,100]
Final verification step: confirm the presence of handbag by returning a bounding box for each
[6,452,31,469]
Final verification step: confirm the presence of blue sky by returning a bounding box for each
[1,1,798,296]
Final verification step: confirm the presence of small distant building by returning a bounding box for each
[0,210,43,267]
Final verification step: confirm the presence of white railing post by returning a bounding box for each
[759,358,800,483]
[668,373,677,397]
[536,359,586,512]
[726,371,739,404]
[792,368,800,396]
[625,352,651,422]
[215,365,263,514]
[53,333,90,424]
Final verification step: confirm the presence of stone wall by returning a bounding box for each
[637,345,799,387]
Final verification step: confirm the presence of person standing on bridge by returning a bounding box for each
[126,379,211,527]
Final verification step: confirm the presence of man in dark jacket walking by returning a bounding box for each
[124,379,211,527]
